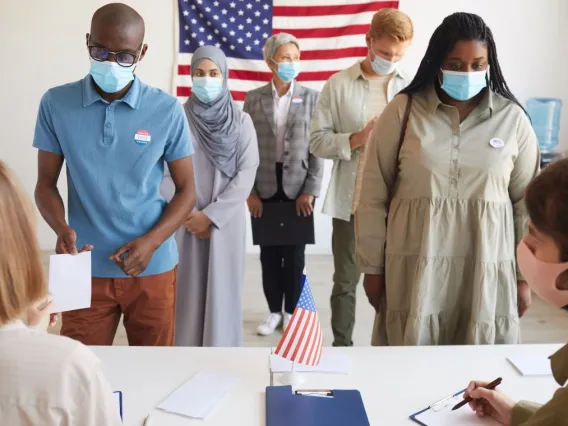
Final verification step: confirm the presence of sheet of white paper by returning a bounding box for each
[157,371,238,419]
[414,394,500,425]
[48,252,91,313]
[270,350,351,374]
[508,355,552,376]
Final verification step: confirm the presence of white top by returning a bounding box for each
[272,80,294,163]
[0,321,121,426]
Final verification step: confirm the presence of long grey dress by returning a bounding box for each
[161,113,259,347]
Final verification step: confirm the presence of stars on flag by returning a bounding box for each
[179,0,273,59]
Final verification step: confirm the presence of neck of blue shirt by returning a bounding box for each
[93,77,134,104]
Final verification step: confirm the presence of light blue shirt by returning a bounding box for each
[33,76,193,277]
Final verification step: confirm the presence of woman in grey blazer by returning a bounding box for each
[244,33,324,336]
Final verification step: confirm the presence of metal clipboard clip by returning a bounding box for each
[295,389,334,398]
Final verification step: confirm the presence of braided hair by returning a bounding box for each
[401,12,525,112]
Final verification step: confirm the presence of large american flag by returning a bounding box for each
[274,271,323,367]
[175,0,399,105]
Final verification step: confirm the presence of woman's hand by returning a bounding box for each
[27,300,54,330]
[247,194,263,218]
[363,274,384,312]
[464,381,516,425]
[185,211,212,235]
[517,280,532,318]
[296,194,314,217]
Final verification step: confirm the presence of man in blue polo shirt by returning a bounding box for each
[33,3,196,346]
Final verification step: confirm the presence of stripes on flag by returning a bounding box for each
[274,272,323,367]
[175,0,400,105]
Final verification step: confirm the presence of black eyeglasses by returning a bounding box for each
[88,45,140,67]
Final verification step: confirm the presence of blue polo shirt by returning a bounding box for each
[33,76,193,278]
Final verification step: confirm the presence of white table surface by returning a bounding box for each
[272,344,564,425]
[92,347,271,426]
[93,344,564,426]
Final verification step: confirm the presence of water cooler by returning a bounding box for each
[526,98,563,168]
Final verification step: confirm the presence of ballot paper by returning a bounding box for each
[48,252,92,313]
[508,355,553,376]
[270,350,351,374]
[412,393,500,425]
[157,372,238,419]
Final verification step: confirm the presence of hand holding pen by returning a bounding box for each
[456,378,516,425]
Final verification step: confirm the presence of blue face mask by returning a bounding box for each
[440,69,488,101]
[192,77,224,103]
[274,61,301,83]
[89,59,136,93]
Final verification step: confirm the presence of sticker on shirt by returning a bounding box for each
[292,97,303,104]
[134,130,152,146]
[489,138,505,148]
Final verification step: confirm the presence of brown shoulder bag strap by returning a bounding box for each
[387,94,413,210]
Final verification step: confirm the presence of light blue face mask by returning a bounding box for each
[192,77,224,103]
[274,61,301,83]
[440,69,488,101]
[89,59,136,93]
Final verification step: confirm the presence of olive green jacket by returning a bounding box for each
[512,344,568,425]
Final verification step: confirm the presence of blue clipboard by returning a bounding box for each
[114,391,123,421]
[409,388,466,425]
[266,385,370,426]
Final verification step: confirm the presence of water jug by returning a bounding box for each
[526,98,563,153]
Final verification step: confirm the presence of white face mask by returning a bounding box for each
[370,48,397,75]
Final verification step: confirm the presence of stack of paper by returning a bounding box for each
[48,252,92,313]
[270,350,351,374]
[157,372,238,419]
[507,355,552,376]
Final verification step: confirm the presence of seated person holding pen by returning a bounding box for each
[464,158,568,425]
[0,161,121,425]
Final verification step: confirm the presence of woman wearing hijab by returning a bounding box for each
[161,46,259,347]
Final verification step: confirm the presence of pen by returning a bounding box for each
[451,377,502,411]
[143,414,151,426]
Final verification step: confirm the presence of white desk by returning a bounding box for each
[92,347,271,426]
[272,344,563,425]
[94,344,563,426]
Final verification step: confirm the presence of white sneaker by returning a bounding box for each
[283,313,292,332]
[257,313,283,336]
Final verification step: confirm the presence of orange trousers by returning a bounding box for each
[60,268,177,346]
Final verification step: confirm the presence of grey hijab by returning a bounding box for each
[184,46,242,178]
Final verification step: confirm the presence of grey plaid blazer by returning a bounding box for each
[243,82,324,200]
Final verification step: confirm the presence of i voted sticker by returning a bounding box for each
[489,138,504,148]
[134,129,151,146]
[292,97,303,104]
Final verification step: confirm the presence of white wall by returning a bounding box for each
[1,0,566,253]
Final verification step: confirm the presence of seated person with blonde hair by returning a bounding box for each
[0,161,121,425]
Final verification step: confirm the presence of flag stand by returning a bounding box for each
[280,361,305,387]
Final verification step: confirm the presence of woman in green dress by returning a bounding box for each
[356,12,540,346]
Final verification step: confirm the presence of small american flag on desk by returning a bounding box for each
[274,270,323,366]
[175,0,400,105]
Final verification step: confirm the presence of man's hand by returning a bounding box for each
[56,226,78,254]
[185,211,212,235]
[363,274,384,312]
[296,194,314,217]
[464,381,516,425]
[349,116,378,151]
[110,236,159,277]
[517,280,532,318]
[247,193,263,218]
